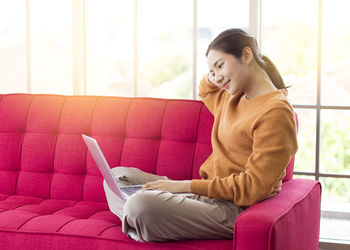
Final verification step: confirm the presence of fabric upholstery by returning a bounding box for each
[0,93,321,250]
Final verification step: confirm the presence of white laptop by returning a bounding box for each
[82,134,195,201]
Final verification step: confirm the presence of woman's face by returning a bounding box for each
[206,49,249,95]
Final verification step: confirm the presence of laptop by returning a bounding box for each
[82,134,195,201]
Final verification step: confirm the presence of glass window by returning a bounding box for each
[319,177,350,241]
[321,0,350,106]
[262,1,350,243]
[293,108,316,173]
[30,0,73,94]
[320,110,350,175]
[196,0,249,100]
[0,1,26,93]
[292,174,315,180]
[86,0,134,97]
[137,0,193,99]
[261,0,319,105]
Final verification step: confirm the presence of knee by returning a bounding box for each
[110,166,128,176]
[123,190,172,242]
[124,189,162,219]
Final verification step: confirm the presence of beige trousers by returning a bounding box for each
[103,166,246,243]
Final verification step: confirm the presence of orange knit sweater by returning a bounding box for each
[190,73,298,207]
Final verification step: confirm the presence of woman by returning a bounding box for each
[103,28,298,242]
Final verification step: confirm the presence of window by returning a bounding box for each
[321,0,350,106]
[293,108,316,173]
[196,0,249,100]
[261,0,319,106]
[30,0,73,94]
[262,0,350,243]
[1,0,349,247]
[86,0,134,97]
[0,1,26,93]
[137,0,193,99]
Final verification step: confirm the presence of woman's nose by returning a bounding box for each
[215,76,223,83]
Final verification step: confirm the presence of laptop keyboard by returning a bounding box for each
[120,185,196,197]
[120,185,143,196]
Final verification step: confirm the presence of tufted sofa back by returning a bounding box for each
[0,94,297,203]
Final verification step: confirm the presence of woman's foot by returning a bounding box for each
[127,227,144,242]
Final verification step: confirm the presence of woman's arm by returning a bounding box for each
[198,73,225,115]
[191,107,298,206]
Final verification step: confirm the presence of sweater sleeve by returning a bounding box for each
[190,107,299,206]
[198,73,225,114]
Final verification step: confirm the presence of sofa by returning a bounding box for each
[0,93,321,250]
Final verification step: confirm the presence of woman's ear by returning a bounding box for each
[241,46,254,65]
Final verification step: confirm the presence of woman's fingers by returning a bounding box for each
[143,180,164,187]
[141,183,164,191]
[141,180,175,191]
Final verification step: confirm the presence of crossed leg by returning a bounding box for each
[103,166,245,242]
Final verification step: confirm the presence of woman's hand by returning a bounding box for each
[207,72,219,87]
[140,180,192,193]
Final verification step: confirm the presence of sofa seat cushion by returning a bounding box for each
[0,194,120,233]
[0,194,233,249]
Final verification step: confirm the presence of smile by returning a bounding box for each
[222,80,231,89]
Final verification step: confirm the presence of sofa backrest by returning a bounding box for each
[0,94,297,202]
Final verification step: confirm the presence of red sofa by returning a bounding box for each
[0,93,321,250]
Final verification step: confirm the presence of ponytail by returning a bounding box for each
[260,55,289,91]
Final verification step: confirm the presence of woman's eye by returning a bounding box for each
[218,64,223,68]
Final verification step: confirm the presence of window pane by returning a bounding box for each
[261,0,318,105]
[196,0,249,100]
[320,110,350,174]
[137,0,192,99]
[293,108,316,173]
[86,0,134,97]
[320,177,350,241]
[292,174,315,180]
[30,0,73,94]
[321,0,350,106]
[0,1,26,93]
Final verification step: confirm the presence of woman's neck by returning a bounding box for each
[243,64,277,99]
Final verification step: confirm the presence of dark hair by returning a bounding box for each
[205,28,291,92]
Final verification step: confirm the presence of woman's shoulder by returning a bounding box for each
[254,93,295,124]
[264,89,294,112]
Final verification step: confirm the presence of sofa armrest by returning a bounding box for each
[233,179,322,250]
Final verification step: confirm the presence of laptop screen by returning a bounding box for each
[82,134,125,200]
